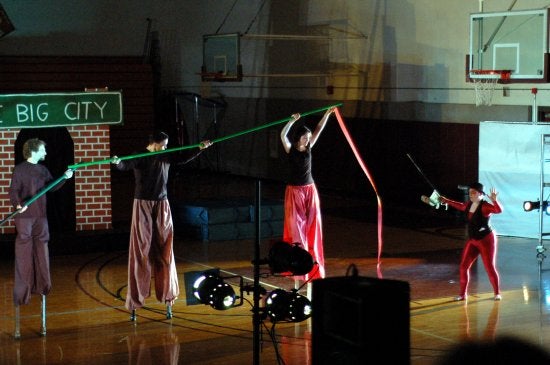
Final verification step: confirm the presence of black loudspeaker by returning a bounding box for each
[0,4,14,38]
[312,276,410,365]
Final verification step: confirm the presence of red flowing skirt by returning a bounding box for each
[283,183,325,280]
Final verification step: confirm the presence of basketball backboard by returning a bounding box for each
[201,33,242,82]
[468,8,549,82]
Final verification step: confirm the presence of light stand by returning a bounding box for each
[187,179,311,364]
[252,179,262,365]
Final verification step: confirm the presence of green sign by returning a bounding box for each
[0,91,123,129]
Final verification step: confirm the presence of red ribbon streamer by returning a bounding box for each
[334,108,383,277]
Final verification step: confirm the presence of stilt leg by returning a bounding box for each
[40,295,46,336]
[130,309,136,322]
[166,304,172,319]
[14,305,20,339]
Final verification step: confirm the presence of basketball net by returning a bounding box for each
[473,77,498,106]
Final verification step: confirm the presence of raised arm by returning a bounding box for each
[280,113,301,154]
[485,187,503,214]
[309,107,335,148]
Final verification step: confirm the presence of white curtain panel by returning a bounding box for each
[479,121,550,238]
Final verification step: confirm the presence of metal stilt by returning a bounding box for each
[40,295,46,336]
[14,305,20,339]
[166,305,173,319]
[130,309,136,322]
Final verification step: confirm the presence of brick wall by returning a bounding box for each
[0,130,18,234]
[70,125,112,231]
[0,125,112,234]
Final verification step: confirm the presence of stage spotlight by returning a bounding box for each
[192,270,236,310]
[267,241,314,276]
[265,289,312,322]
[523,200,549,213]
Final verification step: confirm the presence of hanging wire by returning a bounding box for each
[243,0,268,35]
[215,0,239,34]
[264,322,287,365]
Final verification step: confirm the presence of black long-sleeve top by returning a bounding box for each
[115,149,202,201]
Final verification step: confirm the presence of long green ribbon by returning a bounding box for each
[68,102,342,170]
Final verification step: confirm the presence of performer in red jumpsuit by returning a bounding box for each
[439,183,503,301]
[112,131,210,320]
[280,108,335,297]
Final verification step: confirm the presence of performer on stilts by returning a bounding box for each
[280,107,335,298]
[9,138,74,338]
[112,131,211,321]
[438,183,503,301]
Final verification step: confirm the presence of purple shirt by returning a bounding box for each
[9,161,54,218]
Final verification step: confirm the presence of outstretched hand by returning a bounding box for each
[199,140,213,150]
[488,187,498,201]
[325,107,336,116]
[16,204,28,213]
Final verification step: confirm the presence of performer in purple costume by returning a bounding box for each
[9,138,73,337]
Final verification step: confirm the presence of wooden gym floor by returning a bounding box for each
[0,178,549,364]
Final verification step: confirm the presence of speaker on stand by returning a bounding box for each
[312,275,410,365]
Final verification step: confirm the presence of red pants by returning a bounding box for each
[13,217,51,306]
[125,199,179,311]
[459,231,500,296]
[283,183,325,280]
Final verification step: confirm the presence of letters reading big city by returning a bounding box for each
[0,92,123,128]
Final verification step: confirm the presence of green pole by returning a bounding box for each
[2,103,343,226]
[68,144,199,169]
[68,102,343,170]
[212,102,343,144]
[24,174,69,207]
[0,173,69,227]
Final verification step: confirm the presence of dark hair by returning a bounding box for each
[292,125,312,144]
[469,182,484,194]
[149,131,169,144]
[22,138,46,159]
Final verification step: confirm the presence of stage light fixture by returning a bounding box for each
[523,200,550,213]
[265,289,312,322]
[192,270,236,310]
[267,241,314,276]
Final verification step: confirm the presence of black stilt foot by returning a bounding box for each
[166,305,172,319]
[130,309,136,322]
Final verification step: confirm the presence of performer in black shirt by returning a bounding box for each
[280,107,335,298]
[112,131,211,320]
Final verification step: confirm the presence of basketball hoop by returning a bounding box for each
[199,72,227,82]
[470,70,511,106]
